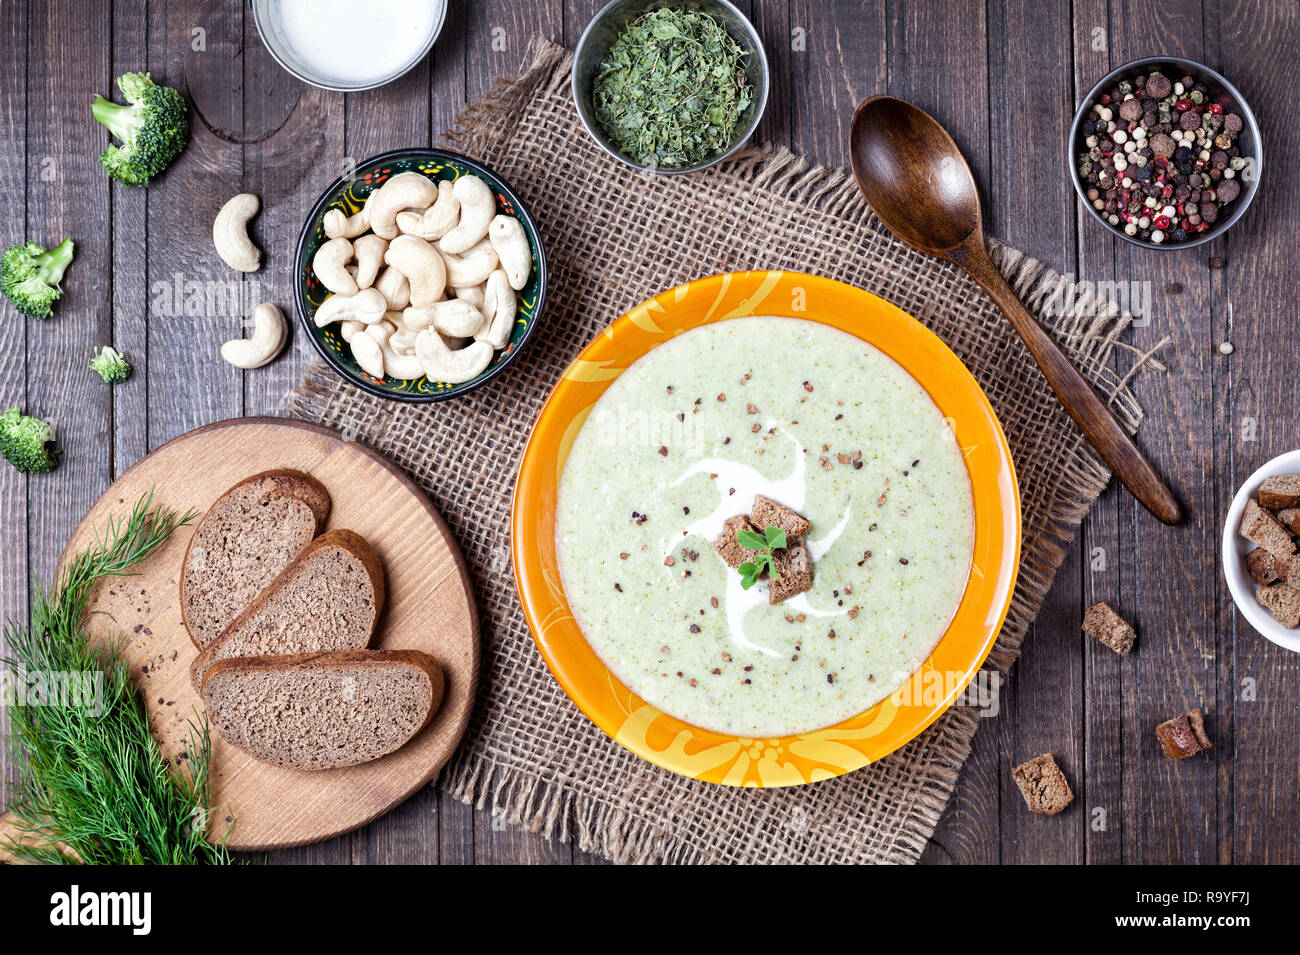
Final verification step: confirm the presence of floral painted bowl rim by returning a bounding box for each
[511,270,1022,787]
[293,147,548,403]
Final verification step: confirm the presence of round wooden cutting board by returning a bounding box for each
[57,417,478,851]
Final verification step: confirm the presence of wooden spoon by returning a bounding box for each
[850,95,1181,525]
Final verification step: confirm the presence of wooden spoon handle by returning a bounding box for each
[951,242,1182,525]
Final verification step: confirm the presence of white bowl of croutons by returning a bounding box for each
[1223,450,1300,653]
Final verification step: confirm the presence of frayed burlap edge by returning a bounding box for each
[286,37,1166,864]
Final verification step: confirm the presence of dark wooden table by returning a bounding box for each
[2,0,1297,864]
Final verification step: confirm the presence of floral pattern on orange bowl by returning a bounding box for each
[294,148,547,403]
[512,271,1021,787]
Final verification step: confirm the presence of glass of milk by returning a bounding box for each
[251,0,448,92]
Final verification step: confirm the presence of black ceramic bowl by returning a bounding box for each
[294,148,547,403]
[1068,56,1262,250]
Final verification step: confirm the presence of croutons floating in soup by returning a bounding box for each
[556,317,974,737]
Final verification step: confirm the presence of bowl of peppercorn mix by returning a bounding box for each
[1070,56,1262,248]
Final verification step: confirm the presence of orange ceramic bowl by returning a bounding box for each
[512,271,1020,786]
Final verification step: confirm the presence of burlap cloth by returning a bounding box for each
[286,39,1158,864]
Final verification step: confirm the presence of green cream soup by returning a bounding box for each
[555,317,974,737]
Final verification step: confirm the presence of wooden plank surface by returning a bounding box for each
[1,0,1297,865]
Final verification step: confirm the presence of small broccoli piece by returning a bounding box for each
[2,239,75,319]
[0,407,59,473]
[90,345,131,384]
[91,72,189,187]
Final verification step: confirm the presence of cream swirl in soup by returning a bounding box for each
[556,317,974,737]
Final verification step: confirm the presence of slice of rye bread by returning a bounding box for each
[181,470,331,649]
[189,529,384,693]
[201,650,443,771]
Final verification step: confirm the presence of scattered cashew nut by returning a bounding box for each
[437,175,495,254]
[476,269,517,350]
[323,206,369,239]
[213,193,262,273]
[395,180,461,240]
[365,172,439,240]
[312,287,387,327]
[352,234,388,290]
[415,328,494,384]
[313,237,359,295]
[221,303,286,369]
[488,214,531,290]
[385,235,448,307]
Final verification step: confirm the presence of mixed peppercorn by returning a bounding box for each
[1077,69,1249,244]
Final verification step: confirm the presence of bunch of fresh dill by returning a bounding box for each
[2,491,231,864]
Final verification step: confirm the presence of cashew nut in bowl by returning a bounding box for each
[395,180,460,240]
[366,321,395,349]
[213,193,262,273]
[390,326,418,356]
[436,175,495,254]
[385,235,448,307]
[427,299,488,339]
[453,283,487,312]
[375,267,410,310]
[401,306,436,331]
[350,330,386,379]
[488,215,531,290]
[365,171,439,240]
[340,320,365,343]
[221,303,286,369]
[439,239,498,287]
[476,269,517,351]
[323,206,369,239]
[312,287,387,327]
[381,338,424,379]
[352,234,388,290]
[312,237,359,295]
[414,328,494,384]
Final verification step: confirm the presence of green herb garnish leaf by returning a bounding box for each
[592,8,754,169]
[735,524,787,589]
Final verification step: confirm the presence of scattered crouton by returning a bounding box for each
[1011,754,1074,815]
[751,494,811,543]
[768,543,813,604]
[1240,499,1295,557]
[1258,474,1300,510]
[1155,708,1212,759]
[1082,601,1136,655]
[1257,582,1300,627]
[713,514,762,568]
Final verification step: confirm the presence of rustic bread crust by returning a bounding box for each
[201,649,444,770]
[180,469,331,649]
[189,528,385,692]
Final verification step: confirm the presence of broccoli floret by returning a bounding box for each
[90,345,131,384]
[0,407,59,473]
[91,72,189,187]
[1,239,75,319]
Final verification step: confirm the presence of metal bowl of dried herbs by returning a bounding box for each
[572,0,769,174]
